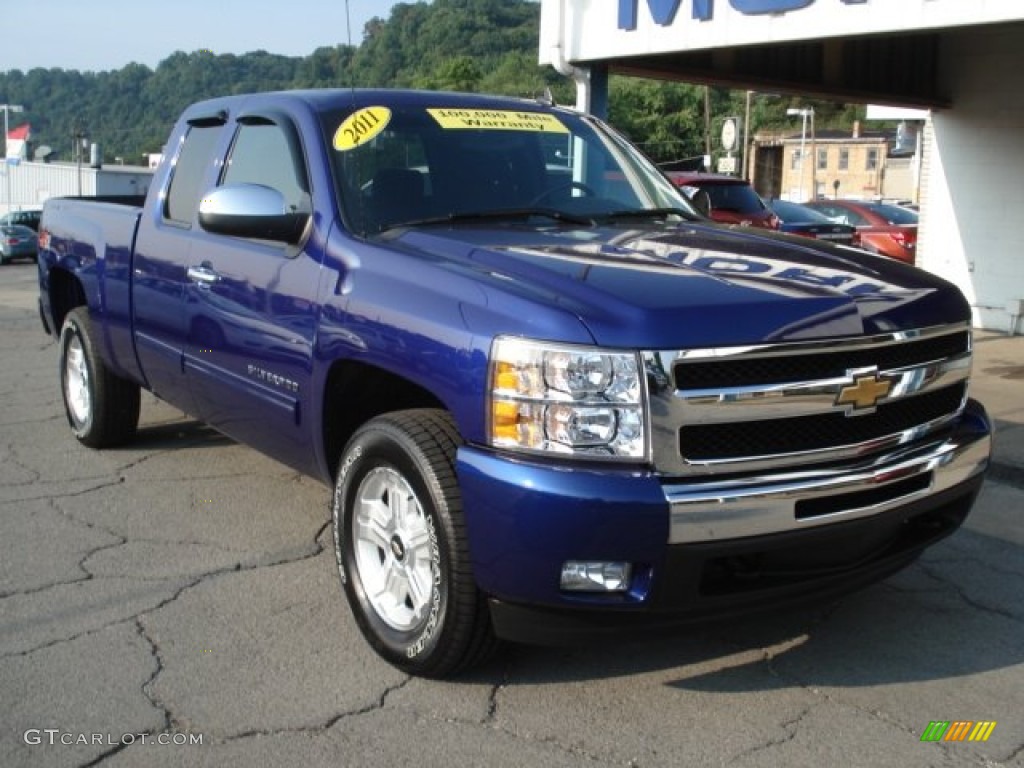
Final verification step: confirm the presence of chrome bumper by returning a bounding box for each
[665,400,991,544]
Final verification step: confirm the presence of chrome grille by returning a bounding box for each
[672,331,970,390]
[679,383,965,461]
[644,325,972,476]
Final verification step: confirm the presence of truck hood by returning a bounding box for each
[385,222,969,348]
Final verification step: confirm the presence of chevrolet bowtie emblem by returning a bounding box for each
[835,370,892,414]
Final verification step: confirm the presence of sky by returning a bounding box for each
[2,0,408,73]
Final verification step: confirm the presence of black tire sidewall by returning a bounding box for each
[333,422,454,672]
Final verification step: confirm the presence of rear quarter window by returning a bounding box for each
[702,183,765,214]
[164,124,222,225]
[867,203,918,225]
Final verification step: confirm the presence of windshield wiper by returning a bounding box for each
[382,208,595,231]
[598,207,693,221]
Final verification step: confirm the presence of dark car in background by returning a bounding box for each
[666,172,779,229]
[0,209,42,232]
[804,199,917,263]
[767,199,857,246]
[0,224,38,264]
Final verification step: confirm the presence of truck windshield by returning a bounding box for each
[321,101,694,235]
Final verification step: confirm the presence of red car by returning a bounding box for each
[804,200,917,264]
[667,172,779,230]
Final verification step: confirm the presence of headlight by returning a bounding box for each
[488,337,647,461]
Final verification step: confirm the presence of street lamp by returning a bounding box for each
[2,103,25,215]
[742,90,753,180]
[787,107,815,201]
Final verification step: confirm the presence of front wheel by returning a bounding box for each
[59,307,141,448]
[331,409,496,677]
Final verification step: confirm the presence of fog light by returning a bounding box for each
[560,561,632,592]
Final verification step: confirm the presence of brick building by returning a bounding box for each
[749,123,912,204]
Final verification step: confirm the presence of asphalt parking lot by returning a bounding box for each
[2,261,1022,768]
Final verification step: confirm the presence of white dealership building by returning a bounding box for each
[540,0,1024,334]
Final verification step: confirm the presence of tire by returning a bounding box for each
[332,409,496,677]
[59,307,141,448]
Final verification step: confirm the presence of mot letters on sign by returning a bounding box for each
[618,0,866,29]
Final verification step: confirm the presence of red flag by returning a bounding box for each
[5,123,30,160]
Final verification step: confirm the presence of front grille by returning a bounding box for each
[646,325,972,475]
[679,383,966,461]
[673,331,969,390]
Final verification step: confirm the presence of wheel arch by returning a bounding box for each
[46,267,88,338]
[322,360,449,482]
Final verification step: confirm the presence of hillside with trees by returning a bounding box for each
[0,0,861,167]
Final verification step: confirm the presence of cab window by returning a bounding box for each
[222,120,310,213]
[164,124,221,224]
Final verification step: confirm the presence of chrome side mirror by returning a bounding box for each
[199,183,308,244]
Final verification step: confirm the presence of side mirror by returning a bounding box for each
[198,183,308,244]
[689,189,711,217]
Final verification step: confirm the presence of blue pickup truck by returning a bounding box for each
[37,89,991,677]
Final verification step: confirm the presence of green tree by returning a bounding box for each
[431,56,484,92]
[0,0,863,167]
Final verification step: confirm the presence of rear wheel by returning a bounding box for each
[59,307,141,448]
[331,409,496,677]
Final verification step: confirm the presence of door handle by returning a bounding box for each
[187,263,220,286]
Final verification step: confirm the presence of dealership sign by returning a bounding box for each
[540,0,1024,66]
[618,0,868,29]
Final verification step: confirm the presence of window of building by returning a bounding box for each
[817,148,828,171]
[866,148,879,171]
[838,148,849,171]
[790,149,802,170]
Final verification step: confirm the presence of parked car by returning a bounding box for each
[767,199,857,246]
[0,209,42,231]
[666,172,779,229]
[0,224,38,264]
[804,200,917,263]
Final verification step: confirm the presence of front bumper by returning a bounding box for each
[456,399,991,644]
[664,399,991,544]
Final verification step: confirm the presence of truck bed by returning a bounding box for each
[38,195,147,382]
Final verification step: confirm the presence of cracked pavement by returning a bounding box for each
[2,264,1022,767]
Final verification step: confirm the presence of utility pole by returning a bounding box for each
[704,86,711,170]
[742,90,752,180]
[2,103,25,215]
[73,122,88,196]
[787,107,814,201]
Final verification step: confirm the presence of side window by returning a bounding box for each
[222,121,309,213]
[816,204,841,221]
[164,124,222,224]
[845,209,869,226]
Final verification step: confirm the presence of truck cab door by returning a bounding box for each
[133,116,226,417]
[183,114,321,473]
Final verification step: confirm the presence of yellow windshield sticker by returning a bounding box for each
[427,108,568,133]
[333,106,392,151]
